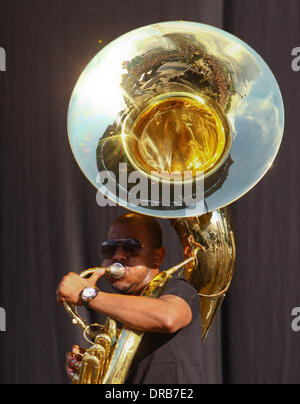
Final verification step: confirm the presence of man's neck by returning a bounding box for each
[131,268,160,296]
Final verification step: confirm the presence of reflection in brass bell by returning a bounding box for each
[68,21,284,218]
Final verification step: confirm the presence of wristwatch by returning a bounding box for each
[80,286,99,307]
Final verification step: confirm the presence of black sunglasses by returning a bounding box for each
[100,238,146,258]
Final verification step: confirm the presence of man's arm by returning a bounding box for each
[56,270,192,334]
[89,292,192,334]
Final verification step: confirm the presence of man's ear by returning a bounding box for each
[153,247,166,268]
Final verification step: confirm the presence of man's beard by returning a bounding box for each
[112,281,132,294]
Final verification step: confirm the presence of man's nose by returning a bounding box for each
[112,246,128,263]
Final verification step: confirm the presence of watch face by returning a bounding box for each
[83,287,97,299]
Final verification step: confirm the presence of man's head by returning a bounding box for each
[101,213,165,295]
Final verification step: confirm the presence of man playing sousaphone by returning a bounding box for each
[56,212,205,384]
[62,20,284,385]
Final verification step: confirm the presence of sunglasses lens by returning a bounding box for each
[101,241,117,258]
[123,239,142,255]
[101,239,142,257]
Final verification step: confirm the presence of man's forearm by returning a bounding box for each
[88,292,176,333]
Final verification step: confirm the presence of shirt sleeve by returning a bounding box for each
[160,274,200,315]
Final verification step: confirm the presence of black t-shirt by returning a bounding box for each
[125,275,206,384]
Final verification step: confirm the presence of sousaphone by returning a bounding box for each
[65,21,284,383]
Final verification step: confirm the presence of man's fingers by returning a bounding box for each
[56,293,65,304]
[90,268,105,284]
[72,345,85,358]
[71,345,79,354]
[66,350,82,375]
[56,282,66,304]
